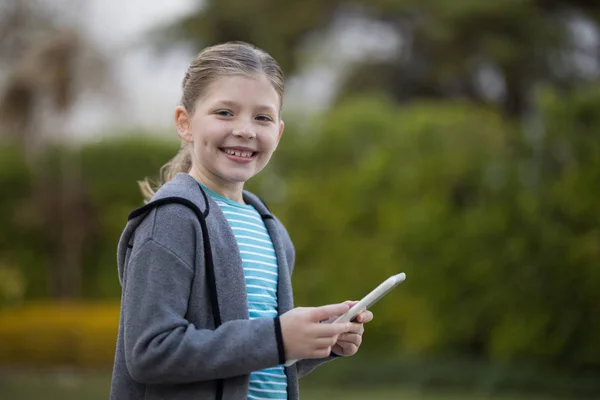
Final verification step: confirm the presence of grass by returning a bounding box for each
[1,370,112,400]
[0,369,559,400]
[302,388,548,400]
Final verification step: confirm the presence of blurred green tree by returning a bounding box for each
[1,85,598,380]
[163,0,600,117]
[258,87,600,371]
[0,0,112,299]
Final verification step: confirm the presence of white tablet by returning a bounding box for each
[284,272,406,367]
[331,272,406,323]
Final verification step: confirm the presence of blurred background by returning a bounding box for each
[1,0,599,399]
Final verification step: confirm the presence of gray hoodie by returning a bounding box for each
[109,173,335,400]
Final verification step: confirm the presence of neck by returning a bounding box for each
[188,167,245,204]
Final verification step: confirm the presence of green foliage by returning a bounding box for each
[265,88,600,374]
[0,302,119,367]
[0,144,44,300]
[78,136,179,298]
[270,95,515,357]
[1,87,599,394]
[0,135,178,299]
[162,0,600,115]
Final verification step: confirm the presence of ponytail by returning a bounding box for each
[138,142,192,202]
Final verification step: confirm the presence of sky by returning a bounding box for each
[65,0,199,139]
[59,1,399,140]
[6,1,600,141]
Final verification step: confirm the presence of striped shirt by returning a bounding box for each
[200,184,288,400]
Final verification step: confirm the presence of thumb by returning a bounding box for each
[310,303,350,322]
[344,300,359,307]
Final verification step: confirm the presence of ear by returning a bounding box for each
[276,119,285,144]
[175,105,193,143]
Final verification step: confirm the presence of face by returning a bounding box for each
[175,74,284,192]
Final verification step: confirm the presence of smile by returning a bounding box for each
[220,147,258,162]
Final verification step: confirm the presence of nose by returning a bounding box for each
[232,119,256,140]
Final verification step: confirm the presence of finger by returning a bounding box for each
[334,340,359,356]
[344,322,365,334]
[314,347,333,359]
[337,332,362,345]
[314,322,353,337]
[310,303,350,322]
[343,300,359,307]
[315,336,338,348]
[322,302,360,323]
[320,315,339,324]
[355,310,374,323]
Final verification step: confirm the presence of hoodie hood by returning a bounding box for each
[116,173,272,286]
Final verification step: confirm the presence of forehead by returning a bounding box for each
[199,74,280,111]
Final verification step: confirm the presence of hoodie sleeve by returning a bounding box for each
[121,207,285,385]
[296,356,339,378]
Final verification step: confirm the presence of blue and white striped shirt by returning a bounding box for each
[201,185,288,400]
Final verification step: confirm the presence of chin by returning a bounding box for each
[221,172,256,184]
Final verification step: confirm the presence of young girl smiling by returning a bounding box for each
[110,41,373,400]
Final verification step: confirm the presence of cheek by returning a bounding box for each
[262,129,281,150]
[192,122,222,148]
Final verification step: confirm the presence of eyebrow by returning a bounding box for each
[213,100,277,114]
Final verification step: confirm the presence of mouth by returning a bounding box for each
[220,147,258,161]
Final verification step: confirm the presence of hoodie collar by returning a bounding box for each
[152,173,273,219]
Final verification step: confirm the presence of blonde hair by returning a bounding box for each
[138,41,285,201]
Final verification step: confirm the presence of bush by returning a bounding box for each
[1,88,599,396]
[0,302,119,367]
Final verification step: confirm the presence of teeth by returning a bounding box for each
[224,149,253,158]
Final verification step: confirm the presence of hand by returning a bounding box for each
[331,300,374,357]
[280,303,353,361]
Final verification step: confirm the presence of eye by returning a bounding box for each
[215,110,233,117]
[256,115,273,122]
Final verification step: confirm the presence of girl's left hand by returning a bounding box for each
[331,301,374,357]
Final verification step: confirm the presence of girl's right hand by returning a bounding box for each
[279,303,353,361]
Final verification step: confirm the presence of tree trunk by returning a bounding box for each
[54,150,84,299]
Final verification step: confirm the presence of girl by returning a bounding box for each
[109,41,373,400]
